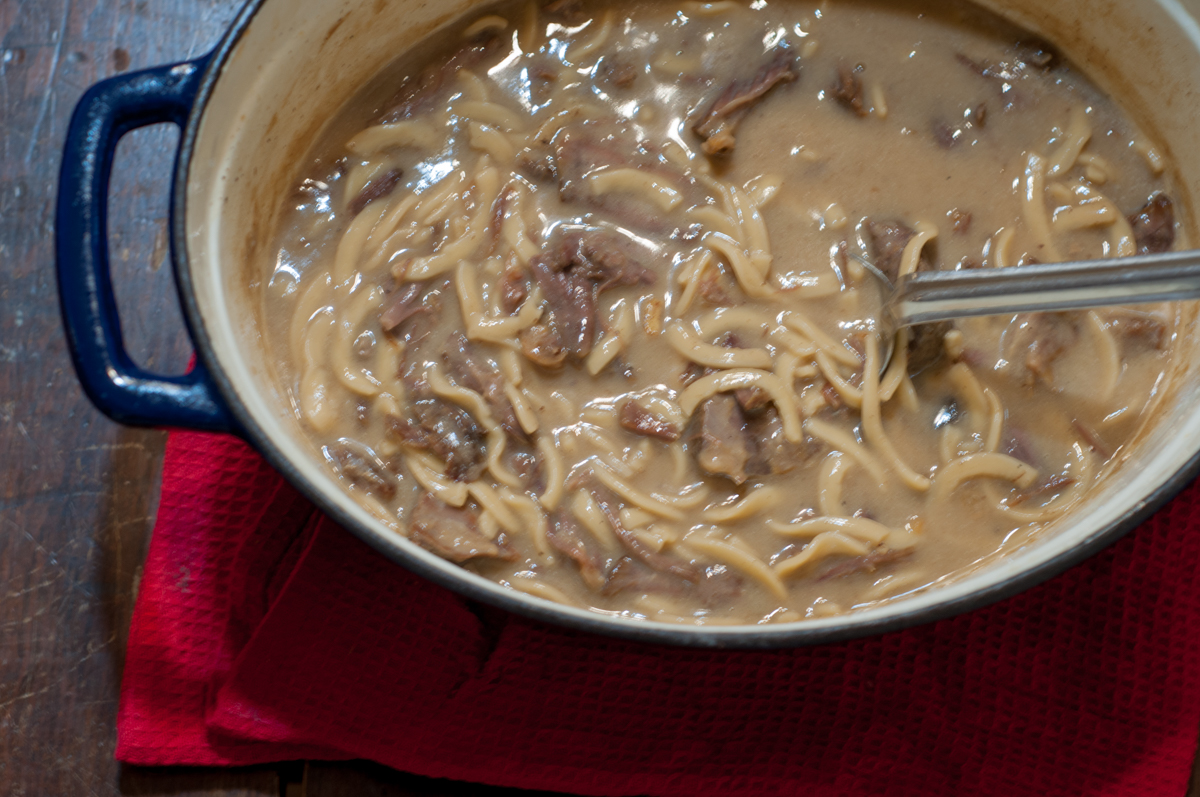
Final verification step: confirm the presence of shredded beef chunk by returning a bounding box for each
[1113,314,1167,349]
[619,400,680,441]
[497,267,529,314]
[515,145,558,184]
[744,407,810,477]
[698,267,735,306]
[602,556,742,605]
[380,283,424,332]
[348,169,404,216]
[687,394,812,483]
[1004,425,1039,466]
[865,219,916,283]
[689,394,754,484]
[1012,312,1078,386]
[444,334,528,441]
[598,57,639,89]
[385,282,445,345]
[949,208,972,233]
[520,230,656,366]
[409,494,515,563]
[390,394,487,481]
[587,487,703,582]
[932,120,962,149]
[325,441,396,500]
[1129,193,1175,254]
[547,512,609,590]
[906,321,952,375]
[818,546,913,581]
[693,43,800,155]
[865,219,950,374]
[831,63,867,117]
[382,32,500,121]
[519,322,569,368]
[551,128,694,233]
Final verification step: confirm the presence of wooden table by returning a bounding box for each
[1,0,1197,794]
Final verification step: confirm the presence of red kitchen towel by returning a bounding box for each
[117,430,1200,796]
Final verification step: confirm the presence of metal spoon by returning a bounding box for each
[857,249,1200,369]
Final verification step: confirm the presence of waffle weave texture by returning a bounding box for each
[117,431,1200,795]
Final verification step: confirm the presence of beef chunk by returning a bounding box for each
[954,51,1025,110]
[498,267,530,314]
[745,407,810,477]
[325,440,396,500]
[516,145,558,184]
[409,494,515,563]
[520,229,656,366]
[932,120,962,149]
[1129,193,1175,255]
[587,487,703,582]
[385,283,445,346]
[699,266,735,306]
[865,219,950,374]
[348,168,403,216]
[865,219,916,283]
[688,394,754,484]
[1112,314,1167,349]
[619,400,680,441]
[906,321,952,375]
[507,449,544,493]
[949,208,972,233]
[735,385,772,415]
[390,395,487,481]
[443,334,527,442]
[1004,425,1039,466]
[693,43,800,155]
[601,556,742,606]
[547,512,609,590]
[598,57,639,89]
[380,283,424,332]
[551,129,693,233]
[519,323,569,368]
[818,546,913,581]
[382,32,501,121]
[680,362,707,388]
[1012,312,1078,386]
[969,103,987,128]
[831,63,867,117]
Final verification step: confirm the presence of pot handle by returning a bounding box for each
[56,58,235,433]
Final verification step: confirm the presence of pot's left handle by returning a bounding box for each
[56,58,235,433]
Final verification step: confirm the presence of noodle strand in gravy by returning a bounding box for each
[264,0,1182,624]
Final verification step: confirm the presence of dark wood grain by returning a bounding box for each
[119,766,281,797]
[0,0,265,794]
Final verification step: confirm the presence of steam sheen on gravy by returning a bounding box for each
[264,0,1181,624]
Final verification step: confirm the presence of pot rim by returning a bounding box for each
[169,0,1200,648]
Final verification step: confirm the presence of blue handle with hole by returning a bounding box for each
[56,58,235,433]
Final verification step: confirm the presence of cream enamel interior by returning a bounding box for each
[184,0,1200,640]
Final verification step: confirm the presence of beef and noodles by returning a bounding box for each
[263,0,1182,624]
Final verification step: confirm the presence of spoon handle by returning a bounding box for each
[890,249,1200,327]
